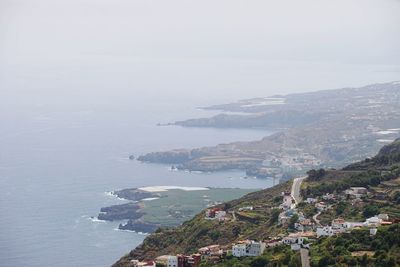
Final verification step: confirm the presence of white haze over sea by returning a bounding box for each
[1,0,400,266]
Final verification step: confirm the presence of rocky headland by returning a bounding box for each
[98,203,143,221]
[98,187,255,233]
[135,82,400,179]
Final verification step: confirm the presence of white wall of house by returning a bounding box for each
[167,256,178,267]
[232,244,246,257]
[232,241,266,257]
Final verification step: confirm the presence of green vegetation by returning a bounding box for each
[113,139,400,267]
[310,225,400,267]
[303,170,385,197]
[141,188,255,226]
[288,214,299,230]
[203,245,301,267]
[269,209,280,226]
[345,139,400,171]
[363,204,380,218]
[112,182,291,265]
[303,139,400,198]
[306,169,326,181]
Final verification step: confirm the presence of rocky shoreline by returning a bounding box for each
[98,187,256,233]
[98,188,162,232]
[119,220,160,233]
[113,188,158,201]
[98,202,143,221]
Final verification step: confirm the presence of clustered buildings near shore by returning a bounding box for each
[129,184,397,267]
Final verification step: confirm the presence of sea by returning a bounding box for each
[1,57,399,267]
[0,91,276,266]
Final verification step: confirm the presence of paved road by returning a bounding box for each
[300,248,311,267]
[291,176,307,207]
[232,211,237,221]
[313,211,322,226]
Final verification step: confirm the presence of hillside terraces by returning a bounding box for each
[136,83,400,178]
[114,139,400,267]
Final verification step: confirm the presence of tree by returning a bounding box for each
[232,225,241,236]
[288,254,301,267]
[209,230,221,241]
[289,214,299,230]
[307,169,326,181]
[335,201,347,215]
[269,208,280,226]
[250,257,269,267]
[363,204,379,218]
[360,253,369,266]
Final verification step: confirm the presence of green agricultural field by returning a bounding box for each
[141,188,256,226]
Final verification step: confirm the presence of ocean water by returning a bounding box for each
[2,1,400,265]
[0,98,273,267]
[1,51,399,267]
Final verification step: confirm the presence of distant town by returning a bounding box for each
[137,82,400,182]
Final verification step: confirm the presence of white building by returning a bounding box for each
[378,214,389,221]
[282,235,309,251]
[345,222,364,229]
[232,240,266,257]
[291,243,301,251]
[331,218,346,228]
[205,208,226,221]
[315,202,328,212]
[364,216,382,227]
[370,228,378,236]
[306,198,317,204]
[232,243,247,257]
[282,237,297,245]
[316,226,345,237]
[350,187,368,194]
[215,210,226,221]
[167,256,178,267]
[345,187,368,198]
[239,206,254,211]
[130,260,156,267]
[247,241,266,256]
[280,192,293,210]
[322,193,335,201]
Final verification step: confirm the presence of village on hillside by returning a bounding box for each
[128,173,400,267]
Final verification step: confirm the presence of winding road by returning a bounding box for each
[291,176,311,267]
[291,176,307,207]
[313,211,322,226]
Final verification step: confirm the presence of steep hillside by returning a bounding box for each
[344,138,400,171]
[113,139,400,267]
[112,182,291,266]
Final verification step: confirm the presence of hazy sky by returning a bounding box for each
[1,0,400,105]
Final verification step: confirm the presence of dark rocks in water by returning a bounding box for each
[98,203,143,221]
[113,188,157,202]
[119,220,160,233]
[129,155,135,160]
